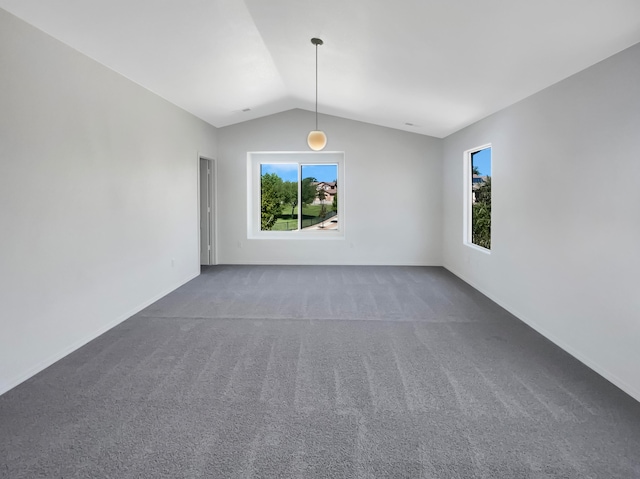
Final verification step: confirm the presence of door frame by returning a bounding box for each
[198,155,217,265]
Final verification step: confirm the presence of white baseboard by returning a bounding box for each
[218,260,441,266]
[0,271,199,397]
[443,264,640,404]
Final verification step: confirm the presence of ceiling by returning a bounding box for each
[1,1,640,138]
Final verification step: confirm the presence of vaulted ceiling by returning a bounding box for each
[2,0,640,137]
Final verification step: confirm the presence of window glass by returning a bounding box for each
[259,164,338,231]
[300,165,338,230]
[468,146,491,249]
[260,164,297,231]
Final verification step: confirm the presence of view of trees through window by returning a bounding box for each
[260,163,338,231]
[470,147,491,249]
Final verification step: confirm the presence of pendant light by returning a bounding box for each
[307,37,327,151]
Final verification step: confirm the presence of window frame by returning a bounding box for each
[247,151,345,240]
[463,144,492,253]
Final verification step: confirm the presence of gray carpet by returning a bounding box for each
[1,265,639,478]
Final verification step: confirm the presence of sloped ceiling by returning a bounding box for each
[1,0,640,137]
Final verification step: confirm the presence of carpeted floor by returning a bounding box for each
[1,265,639,478]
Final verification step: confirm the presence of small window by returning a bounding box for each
[464,145,491,250]
[248,152,344,239]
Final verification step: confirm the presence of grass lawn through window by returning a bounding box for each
[272,204,337,231]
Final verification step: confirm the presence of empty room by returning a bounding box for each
[1,1,639,477]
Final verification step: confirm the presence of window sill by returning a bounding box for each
[464,242,491,254]
[249,230,344,240]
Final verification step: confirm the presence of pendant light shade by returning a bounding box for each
[307,130,327,151]
[308,38,327,151]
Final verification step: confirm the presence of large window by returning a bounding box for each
[464,145,491,250]
[248,152,345,239]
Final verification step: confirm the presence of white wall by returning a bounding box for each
[217,109,442,265]
[442,43,640,401]
[0,9,218,394]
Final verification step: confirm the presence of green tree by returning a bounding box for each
[301,177,317,206]
[261,173,283,230]
[472,177,491,248]
[475,176,491,203]
[316,187,327,227]
[281,181,298,218]
[332,192,337,212]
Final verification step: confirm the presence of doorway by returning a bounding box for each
[199,157,215,265]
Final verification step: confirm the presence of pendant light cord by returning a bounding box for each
[315,41,319,130]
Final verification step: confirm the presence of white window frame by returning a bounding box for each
[247,151,345,240]
[463,144,491,253]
